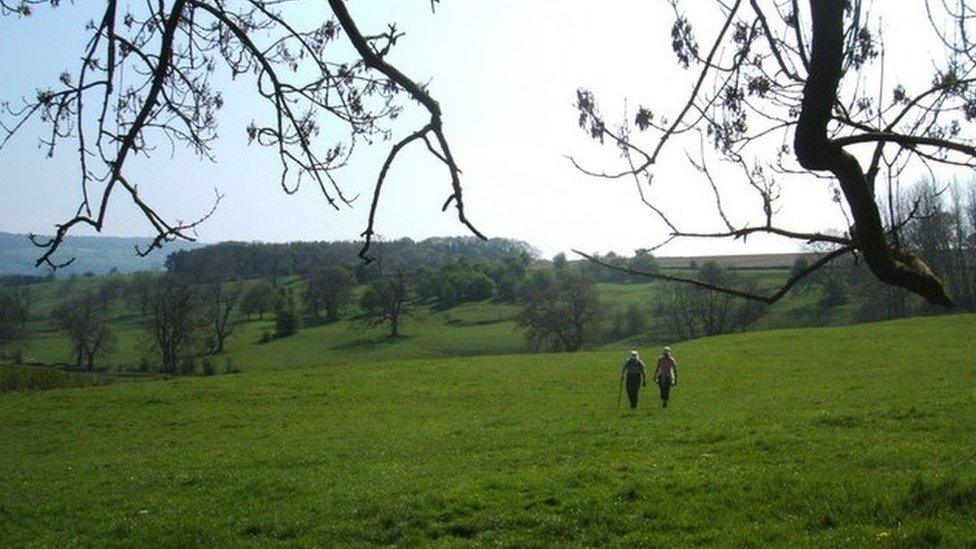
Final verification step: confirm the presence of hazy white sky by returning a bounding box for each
[0,1,963,259]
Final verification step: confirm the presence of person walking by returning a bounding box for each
[620,350,647,410]
[654,346,679,408]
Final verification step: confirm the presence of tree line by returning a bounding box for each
[790,181,976,322]
[164,237,536,282]
[4,181,972,373]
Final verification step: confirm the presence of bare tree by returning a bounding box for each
[656,262,743,340]
[516,271,600,352]
[51,293,115,370]
[203,281,238,354]
[572,1,976,307]
[138,275,203,373]
[1,0,482,269]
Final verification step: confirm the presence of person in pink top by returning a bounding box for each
[653,346,679,408]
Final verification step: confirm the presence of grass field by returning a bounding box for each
[2,314,974,546]
[18,270,845,373]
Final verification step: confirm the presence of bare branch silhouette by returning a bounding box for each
[1,0,484,268]
[573,0,976,306]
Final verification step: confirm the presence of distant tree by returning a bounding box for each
[494,274,520,302]
[696,262,737,334]
[57,275,77,298]
[790,257,812,293]
[552,252,568,271]
[659,262,742,340]
[516,272,600,351]
[946,188,976,309]
[97,276,127,308]
[360,270,410,338]
[438,279,458,309]
[819,275,849,308]
[836,179,976,319]
[630,252,661,277]
[624,302,646,336]
[0,274,49,287]
[503,252,532,281]
[0,288,30,357]
[791,257,810,279]
[139,276,204,374]
[449,270,495,302]
[732,281,769,332]
[239,281,276,320]
[605,302,646,341]
[303,266,356,322]
[274,289,301,338]
[354,261,385,284]
[51,293,115,370]
[203,282,238,354]
[853,277,910,323]
[898,181,976,312]
[124,273,157,309]
[413,266,441,303]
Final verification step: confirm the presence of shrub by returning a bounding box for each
[179,357,197,376]
[274,291,300,338]
[224,357,240,374]
[202,357,216,376]
[2,364,113,393]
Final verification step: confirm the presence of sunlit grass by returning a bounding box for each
[2,314,974,546]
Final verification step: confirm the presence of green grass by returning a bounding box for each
[2,314,974,546]
[223,300,528,371]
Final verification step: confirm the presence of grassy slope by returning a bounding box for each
[22,272,821,372]
[2,314,974,546]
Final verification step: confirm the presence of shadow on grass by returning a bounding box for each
[333,334,417,351]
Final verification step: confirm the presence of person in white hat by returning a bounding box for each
[619,349,647,409]
[653,346,679,408]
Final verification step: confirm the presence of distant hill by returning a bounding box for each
[0,232,203,276]
[1,229,810,278]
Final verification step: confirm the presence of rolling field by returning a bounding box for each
[17,271,823,372]
[2,314,975,546]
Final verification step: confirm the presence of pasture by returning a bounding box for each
[14,269,865,373]
[2,314,974,546]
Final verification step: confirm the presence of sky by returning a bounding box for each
[0,1,964,260]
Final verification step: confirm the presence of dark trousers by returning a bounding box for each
[625,374,642,409]
[657,375,673,402]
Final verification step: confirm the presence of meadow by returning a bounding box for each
[2,314,974,546]
[13,269,853,373]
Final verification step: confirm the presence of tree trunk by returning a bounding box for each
[795,0,952,307]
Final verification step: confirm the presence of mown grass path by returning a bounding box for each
[2,315,974,546]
